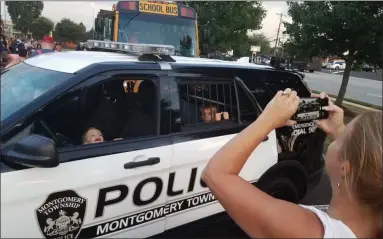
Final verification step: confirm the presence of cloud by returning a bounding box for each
[253,1,291,42]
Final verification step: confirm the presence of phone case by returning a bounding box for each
[291,97,329,122]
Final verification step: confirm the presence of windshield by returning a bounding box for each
[118,13,197,57]
[328,61,334,64]
[1,63,72,121]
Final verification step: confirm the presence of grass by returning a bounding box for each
[311,90,382,110]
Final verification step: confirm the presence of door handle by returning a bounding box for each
[124,157,160,169]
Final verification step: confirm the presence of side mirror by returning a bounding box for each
[1,134,59,168]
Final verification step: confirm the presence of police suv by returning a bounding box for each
[1,41,326,239]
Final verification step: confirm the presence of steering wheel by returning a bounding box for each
[36,120,75,147]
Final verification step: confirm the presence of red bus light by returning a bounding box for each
[119,1,137,11]
[180,7,194,18]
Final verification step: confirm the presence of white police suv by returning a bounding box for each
[1,41,326,239]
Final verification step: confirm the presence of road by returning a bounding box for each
[320,68,382,81]
[304,72,383,106]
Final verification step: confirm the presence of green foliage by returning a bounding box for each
[284,2,383,105]
[84,28,95,41]
[185,2,266,56]
[30,17,54,40]
[248,33,272,54]
[5,1,44,33]
[232,33,272,58]
[54,18,87,42]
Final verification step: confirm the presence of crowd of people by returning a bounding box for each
[0,34,64,71]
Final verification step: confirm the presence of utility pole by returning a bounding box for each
[274,13,285,56]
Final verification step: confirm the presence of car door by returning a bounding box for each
[1,72,172,239]
[162,72,278,232]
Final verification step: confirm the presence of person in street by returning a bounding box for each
[29,35,55,57]
[76,43,81,51]
[202,90,382,238]
[4,48,28,69]
[54,42,63,52]
[9,38,17,54]
[0,34,9,67]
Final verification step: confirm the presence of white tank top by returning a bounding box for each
[300,205,357,238]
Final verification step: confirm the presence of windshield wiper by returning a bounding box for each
[121,12,141,38]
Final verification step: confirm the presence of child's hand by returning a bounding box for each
[222,112,229,120]
[215,113,222,121]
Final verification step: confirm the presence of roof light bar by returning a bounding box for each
[85,40,175,55]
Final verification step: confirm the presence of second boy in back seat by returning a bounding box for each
[200,105,229,123]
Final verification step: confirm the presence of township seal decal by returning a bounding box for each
[36,190,87,239]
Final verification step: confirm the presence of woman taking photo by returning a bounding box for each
[202,89,382,238]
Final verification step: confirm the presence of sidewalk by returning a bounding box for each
[327,96,381,112]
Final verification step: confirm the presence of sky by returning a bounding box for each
[1,1,290,42]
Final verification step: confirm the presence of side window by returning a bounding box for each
[178,80,238,128]
[235,83,259,124]
[32,76,158,148]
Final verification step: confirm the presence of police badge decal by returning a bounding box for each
[36,190,87,239]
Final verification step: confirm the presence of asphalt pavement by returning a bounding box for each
[304,71,383,106]
[320,68,382,81]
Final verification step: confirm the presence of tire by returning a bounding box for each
[309,70,314,73]
[335,66,339,70]
[260,177,301,203]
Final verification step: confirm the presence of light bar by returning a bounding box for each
[85,40,175,55]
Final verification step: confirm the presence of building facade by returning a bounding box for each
[2,20,32,40]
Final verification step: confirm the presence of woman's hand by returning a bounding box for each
[261,88,300,128]
[311,92,345,140]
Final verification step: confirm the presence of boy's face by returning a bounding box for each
[85,128,104,144]
[201,107,216,122]
[56,44,62,51]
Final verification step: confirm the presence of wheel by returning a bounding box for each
[335,66,340,70]
[309,70,314,73]
[261,177,301,203]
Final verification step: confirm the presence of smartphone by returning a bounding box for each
[291,97,329,122]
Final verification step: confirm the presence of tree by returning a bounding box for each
[248,33,272,54]
[54,18,86,42]
[185,2,266,56]
[84,28,95,41]
[5,1,44,33]
[364,32,383,81]
[30,17,54,40]
[284,2,383,105]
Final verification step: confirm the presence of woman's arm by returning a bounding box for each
[202,90,324,238]
[4,60,19,69]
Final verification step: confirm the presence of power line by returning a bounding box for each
[274,13,286,56]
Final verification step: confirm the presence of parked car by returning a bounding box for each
[361,64,375,72]
[326,60,346,70]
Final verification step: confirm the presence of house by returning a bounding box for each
[2,20,32,39]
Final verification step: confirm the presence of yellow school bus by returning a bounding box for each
[94,1,199,57]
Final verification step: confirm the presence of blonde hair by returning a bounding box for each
[341,111,382,212]
[200,105,217,122]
